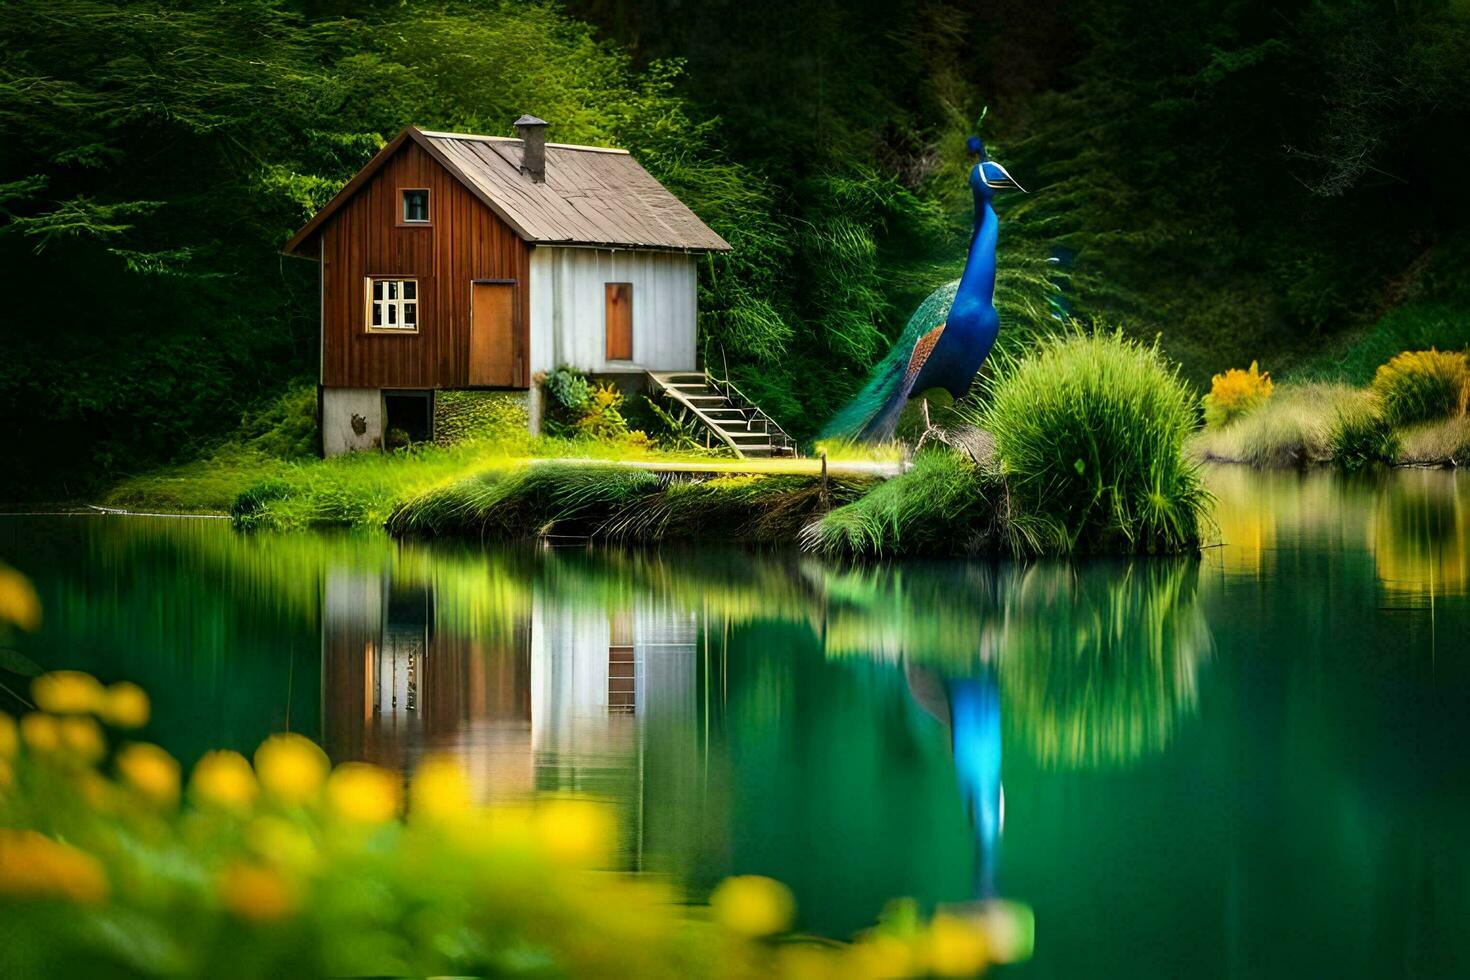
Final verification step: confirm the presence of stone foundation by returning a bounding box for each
[322,388,383,457]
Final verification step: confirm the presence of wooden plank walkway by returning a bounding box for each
[523,456,906,478]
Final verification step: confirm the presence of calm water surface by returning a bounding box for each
[3,465,1468,978]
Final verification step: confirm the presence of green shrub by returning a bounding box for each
[802,449,999,557]
[1371,348,1470,425]
[981,330,1208,554]
[576,382,635,442]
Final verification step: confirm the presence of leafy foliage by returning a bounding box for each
[8,0,1470,497]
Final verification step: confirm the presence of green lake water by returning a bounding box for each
[3,465,1468,978]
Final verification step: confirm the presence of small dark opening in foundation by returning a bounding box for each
[383,391,432,448]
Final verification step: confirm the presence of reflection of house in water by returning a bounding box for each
[321,569,698,816]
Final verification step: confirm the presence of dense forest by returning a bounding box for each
[4,0,1469,497]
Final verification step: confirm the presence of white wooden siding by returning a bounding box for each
[528,246,697,375]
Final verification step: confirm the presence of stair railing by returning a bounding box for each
[706,373,799,457]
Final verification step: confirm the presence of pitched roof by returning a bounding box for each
[283,126,731,255]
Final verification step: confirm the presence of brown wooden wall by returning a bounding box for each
[315,140,531,389]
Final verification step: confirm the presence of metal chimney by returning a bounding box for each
[514,114,548,183]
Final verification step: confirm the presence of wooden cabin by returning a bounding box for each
[284,116,730,455]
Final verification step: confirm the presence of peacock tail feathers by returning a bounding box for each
[820,280,958,440]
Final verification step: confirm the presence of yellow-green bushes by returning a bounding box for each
[1371,348,1470,425]
[1202,361,1274,428]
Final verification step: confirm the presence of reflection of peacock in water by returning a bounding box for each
[823,136,1025,442]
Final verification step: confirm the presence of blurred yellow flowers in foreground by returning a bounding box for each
[711,875,796,937]
[325,761,400,824]
[33,670,105,715]
[116,742,181,809]
[100,681,150,728]
[217,862,296,923]
[190,750,259,812]
[0,565,41,631]
[254,732,329,805]
[0,671,1027,978]
[0,829,108,905]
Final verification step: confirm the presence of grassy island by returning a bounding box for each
[96,331,1212,559]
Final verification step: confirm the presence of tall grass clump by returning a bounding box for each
[1187,382,1364,466]
[1201,361,1273,428]
[803,449,1000,557]
[1328,395,1399,471]
[1371,348,1470,426]
[980,331,1208,554]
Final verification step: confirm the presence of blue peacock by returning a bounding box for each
[823,136,1025,442]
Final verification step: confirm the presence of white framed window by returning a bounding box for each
[400,188,430,224]
[367,277,418,332]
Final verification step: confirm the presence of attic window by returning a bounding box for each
[401,189,430,224]
[367,278,418,332]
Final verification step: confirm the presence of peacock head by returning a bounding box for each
[966,135,1026,199]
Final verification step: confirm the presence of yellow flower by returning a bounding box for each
[116,742,180,809]
[409,754,472,825]
[775,943,839,979]
[532,796,615,867]
[246,815,320,873]
[253,733,329,806]
[845,934,916,979]
[0,566,41,631]
[0,829,109,905]
[58,715,106,765]
[710,875,796,937]
[0,712,18,758]
[100,682,150,729]
[73,770,119,814]
[1202,360,1273,428]
[0,757,12,794]
[923,913,990,977]
[32,671,105,715]
[325,762,400,824]
[20,712,61,753]
[217,862,296,924]
[190,750,259,812]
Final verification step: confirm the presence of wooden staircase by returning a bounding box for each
[646,371,800,458]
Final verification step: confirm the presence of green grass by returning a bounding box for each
[106,429,724,529]
[390,465,870,544]
[979,330,1210,554]
[1285,301,1470,385]
[1188,382,1364,467]
[1394,416,1470,467]
[802,449,1000,558]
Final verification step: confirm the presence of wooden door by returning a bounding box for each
[470,281,516,386]
[605,282,633,361]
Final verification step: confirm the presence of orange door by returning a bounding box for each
[470,281,516,386]
[605,282,633,361]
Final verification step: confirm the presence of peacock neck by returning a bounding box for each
[957,196,999,308]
